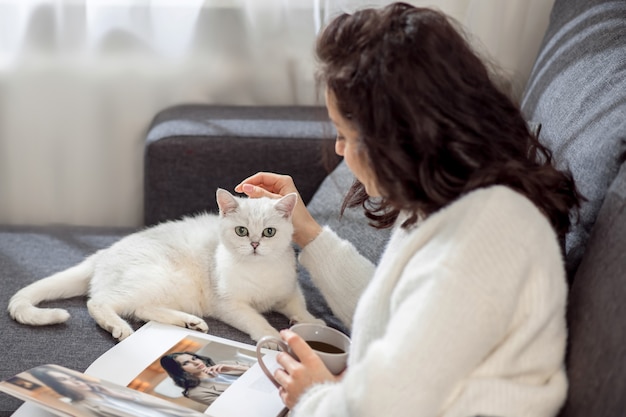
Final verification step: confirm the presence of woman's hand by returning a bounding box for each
[272,330,339,409]
[204,363,248,376]
[202,365,219,377]
[235,172,322,248]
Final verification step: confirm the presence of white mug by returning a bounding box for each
[255,323,351,388]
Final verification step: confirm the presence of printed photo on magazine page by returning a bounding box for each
[1,322,287,417]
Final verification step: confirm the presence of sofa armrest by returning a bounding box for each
[144,105,341,226]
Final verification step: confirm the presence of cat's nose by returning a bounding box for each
[250,242,260,249]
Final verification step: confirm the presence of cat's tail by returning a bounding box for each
[8,257,95,326]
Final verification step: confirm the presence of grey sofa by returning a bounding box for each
[1,0,625,416]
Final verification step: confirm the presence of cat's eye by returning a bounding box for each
[262,227,276,238]
[235,226,248,237]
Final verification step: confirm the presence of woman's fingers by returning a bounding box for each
[281,330,320,366]
[235,172,298,197]
[276,330,329,377]
[275,351,300,377]
[239,183,281,199]
[273,330,337,409]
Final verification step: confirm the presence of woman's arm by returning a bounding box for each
[292,246,526,416]
[298,227,375,328]
[289,188,568,417]
[237,172,376,326]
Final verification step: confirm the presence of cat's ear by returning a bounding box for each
[216,188,239,216]
[274,193,298,218]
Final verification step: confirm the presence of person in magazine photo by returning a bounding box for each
[0,325,287,417]
[22,365,203,417]
[160,351,251,406]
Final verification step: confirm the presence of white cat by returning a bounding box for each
[8,189,323,342]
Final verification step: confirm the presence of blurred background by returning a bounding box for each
[0,0,555,227]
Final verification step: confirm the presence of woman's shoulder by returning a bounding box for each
[463,186,562,260]
[394,186,565,292]
[412,185,558,252]
[185,382,217,398]
[447,185,549,228]
[460,185,536,212]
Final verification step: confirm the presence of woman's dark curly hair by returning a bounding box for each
[315,2,582,238]
[160,352,215,395]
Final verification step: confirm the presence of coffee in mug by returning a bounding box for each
[255,323,351,388]
[305,340,345,354]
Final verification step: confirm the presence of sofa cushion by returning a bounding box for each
[557,161,626,417]
[0,227,128,416]
[0,225,339,416]
[521,0,626,277]
[307,161,391,264]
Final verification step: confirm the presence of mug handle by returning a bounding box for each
[255,335,294,388]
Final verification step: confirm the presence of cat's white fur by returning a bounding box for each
[8,189,323,341]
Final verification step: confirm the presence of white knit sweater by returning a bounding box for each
[294,186,568,417]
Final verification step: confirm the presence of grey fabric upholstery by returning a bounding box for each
[307,161,391,264]
[559,162,626,417]
[520,0,626,416]
[521,0,626,277]
[0,227,128,416]
[144,105,341,226]
[0,226,339,416]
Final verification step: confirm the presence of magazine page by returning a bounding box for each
[0,364,206,417]
[7,322,286,417]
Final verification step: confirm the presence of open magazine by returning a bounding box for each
[0,322,287,417]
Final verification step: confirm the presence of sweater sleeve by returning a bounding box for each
[292,266,524,417]
[292,188,567,417]
[298,226,376,329]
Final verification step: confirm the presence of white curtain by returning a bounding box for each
[0,0,555,227]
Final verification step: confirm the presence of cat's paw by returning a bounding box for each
[259,340,282,351]
[112,325,134,341]
[250,327,281,346]
[289,317,326,327]
[185,318,209,333]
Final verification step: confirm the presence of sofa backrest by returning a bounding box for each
[144,105,340,226]
[561,162,626,416]
[521,0,626,278]
[521,0,626,415]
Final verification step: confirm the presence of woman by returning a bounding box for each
[29,365,201,417]
[235,2,581,416]
[160,352,250,406]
